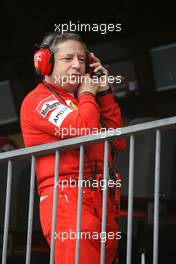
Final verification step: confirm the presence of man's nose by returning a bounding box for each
[71,57,81,69]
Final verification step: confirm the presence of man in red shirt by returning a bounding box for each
[20,32,126,264]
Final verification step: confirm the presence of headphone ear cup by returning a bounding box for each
[34,48,54,76]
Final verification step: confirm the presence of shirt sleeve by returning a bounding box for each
[97,93,126,151]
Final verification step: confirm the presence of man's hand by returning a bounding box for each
[89,52,109,92]
[77,74,99,96]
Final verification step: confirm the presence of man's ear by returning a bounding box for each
[85,51,94,77]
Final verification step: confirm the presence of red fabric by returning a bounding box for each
[20,81,126,195]
[40,186,118,264]
[20,81,126,263]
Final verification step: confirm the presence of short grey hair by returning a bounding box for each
[41,32,87,53]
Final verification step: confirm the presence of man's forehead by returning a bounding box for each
[56,40,85,55]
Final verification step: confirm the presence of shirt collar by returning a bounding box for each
[43,80,77,101]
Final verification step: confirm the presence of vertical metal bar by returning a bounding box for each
[50,150,60,264]
[141,253,145,264]
[126,135,135,264]
[25,155,36,264]
[153,129,161,264]
[100,140,109,264]
[2,160,12,264]
[75,144,84,264]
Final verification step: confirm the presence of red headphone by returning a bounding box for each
[34,32,93,77]
[34,33,56,76]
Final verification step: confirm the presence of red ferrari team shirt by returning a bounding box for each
[20,82,126,195]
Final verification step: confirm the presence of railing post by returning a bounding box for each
[100,140,109,264]
[2,160,12,264]
[50,150,60,264]
[153,129,161,264]
[25,155,36,264]
[126,135,135,264]
[75,144,84,264]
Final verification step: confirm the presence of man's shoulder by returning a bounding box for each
[21,82,51,109]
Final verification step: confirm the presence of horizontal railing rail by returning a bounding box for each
[0,116,176,264]
[0,116,175,162]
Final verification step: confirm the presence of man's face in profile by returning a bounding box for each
[52,40,86,92]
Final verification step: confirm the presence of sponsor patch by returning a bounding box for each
[49,104,73,127]
[36,95,60,117]
[65,99,78,110]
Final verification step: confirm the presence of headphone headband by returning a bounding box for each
[40,32,58,49]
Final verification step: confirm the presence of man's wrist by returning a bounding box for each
[78,91,96,98]
[97,87,112,97]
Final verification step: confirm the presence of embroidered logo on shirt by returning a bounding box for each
[48,104,73,127]
[65,100,78,110]
[36,95,60,117]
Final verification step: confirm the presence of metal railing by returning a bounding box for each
[0,116,176,264]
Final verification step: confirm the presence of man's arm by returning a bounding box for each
[97,91,126,152]
[20,77,101,142]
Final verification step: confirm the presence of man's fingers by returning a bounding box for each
[89,62,99,67]
[90,52,100,63]
[94,66,108,75]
